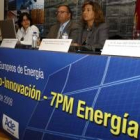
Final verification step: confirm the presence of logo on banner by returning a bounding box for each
[2,114,19,139]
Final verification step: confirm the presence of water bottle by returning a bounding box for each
[62,32,68,39]
[32,32,38,48]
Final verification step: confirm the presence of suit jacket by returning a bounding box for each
[78,23,109,51]
[47,20,81,43]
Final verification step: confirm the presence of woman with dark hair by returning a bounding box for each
[78,1,109,52]
[16,12,39,43]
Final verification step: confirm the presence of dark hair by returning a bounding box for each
[18,12,32,28]
[82,1,105,27]
[57,5,73,19]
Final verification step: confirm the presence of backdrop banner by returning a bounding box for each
[0,48,140,140]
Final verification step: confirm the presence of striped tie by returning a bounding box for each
[57,25,64,39]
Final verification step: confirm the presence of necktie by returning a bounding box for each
[57,25,64,39]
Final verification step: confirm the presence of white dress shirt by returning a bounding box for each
[16,25,39,44]
[57,20,70,38]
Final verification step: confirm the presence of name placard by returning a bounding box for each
[102,40,140,57]
[39,39,72,52]
[0,39,18,48]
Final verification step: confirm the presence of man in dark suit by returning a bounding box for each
[47,5,80,43]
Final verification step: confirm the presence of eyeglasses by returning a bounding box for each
[56,11,69,15]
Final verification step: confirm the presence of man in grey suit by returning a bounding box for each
[47,5,80,43]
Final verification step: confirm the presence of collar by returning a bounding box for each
[20,26,31,33]
[86,24,95,31]
[61,20,70,30]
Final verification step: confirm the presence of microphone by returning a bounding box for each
[20,37,24,41]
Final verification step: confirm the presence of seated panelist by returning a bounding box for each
[47,5,81,43]
[77,1,109,53]
[16,12,39,44]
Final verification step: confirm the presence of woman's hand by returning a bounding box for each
[71,43,80,46]
[70,43,81,52]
